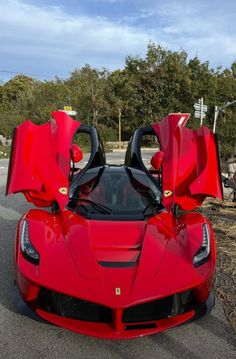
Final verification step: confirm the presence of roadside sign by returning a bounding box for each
[194,104,207,111]
[60,106,77,116]
[66,110,77,116]
[195,111,205,118]
[60,110,77,116]
[194,98,207,125]
[64,106,72,111]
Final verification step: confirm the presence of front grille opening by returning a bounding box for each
[122,291,194,324]
[123,296,173,323]
[125,323,156,331]
[37,288,194,326]
[37,288,112,323]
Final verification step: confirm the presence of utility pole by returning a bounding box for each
[118,108,122,149]
[213,100,236,133]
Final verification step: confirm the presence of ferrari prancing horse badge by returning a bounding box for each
[115,288,121,296]
[59,187,68,195]
[164,190,173,197]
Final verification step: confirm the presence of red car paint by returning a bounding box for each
[15,209,215,338]
[7,112,222,338]
[70,144,83,163]
[152,113,223,211]
[150,151,164,171]
[6,111,80,208]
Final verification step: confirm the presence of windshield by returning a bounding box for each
[68,166,163,220]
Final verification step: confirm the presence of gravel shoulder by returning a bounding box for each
[199,198,236,332]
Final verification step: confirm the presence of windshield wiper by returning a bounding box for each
[69,197,112,214]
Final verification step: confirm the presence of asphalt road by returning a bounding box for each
[0,155,236,359]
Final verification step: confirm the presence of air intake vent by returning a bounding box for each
[38,288,113,323]
[98,261,136,268]
[123,296,173,323]
[125,323,156,331]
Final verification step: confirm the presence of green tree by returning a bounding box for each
[0,43,235,159]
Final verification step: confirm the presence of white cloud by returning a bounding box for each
[0,0,235,80]
[142,0,236,67]
[0,0,153,77]
[96,0,125,3]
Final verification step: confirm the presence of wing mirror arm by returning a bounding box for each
[52,201,60,214]
[172,204,179,217]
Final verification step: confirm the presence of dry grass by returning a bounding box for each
[199,199,236,332]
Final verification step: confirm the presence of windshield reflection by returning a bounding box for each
[69,167,162,218]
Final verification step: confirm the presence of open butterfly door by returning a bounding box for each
[152,113,223,211]
[6,111,81,208]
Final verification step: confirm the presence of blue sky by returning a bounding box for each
[0,0,236,80]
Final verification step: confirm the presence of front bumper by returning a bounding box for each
[13,281,47,324]
[13,280,215,339]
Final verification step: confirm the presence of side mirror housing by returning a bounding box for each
[70,144,83,163]
[151,151,164,171]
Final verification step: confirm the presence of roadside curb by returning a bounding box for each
[111,148,157,153]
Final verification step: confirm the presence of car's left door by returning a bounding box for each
[6,111,81,208]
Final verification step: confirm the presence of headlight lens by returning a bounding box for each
[193,223,210,267]
[20,220,40,265]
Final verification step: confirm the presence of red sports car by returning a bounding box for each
[6,111,223,339]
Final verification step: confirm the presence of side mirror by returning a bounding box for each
[150,151,164,171]
[70,144,83,163]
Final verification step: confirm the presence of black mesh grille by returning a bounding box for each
[37,289,193,325]
[122,296,173,323]
[37,288,112,323]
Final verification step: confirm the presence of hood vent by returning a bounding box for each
[96,246,141,268]
[98,261,137,268]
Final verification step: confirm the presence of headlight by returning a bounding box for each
[20,220,40,265]
[193,223,210,268]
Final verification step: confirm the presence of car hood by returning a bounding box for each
[24,209,212,308]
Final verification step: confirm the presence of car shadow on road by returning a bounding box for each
[0,185,32,314]
[0,217,18,313]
